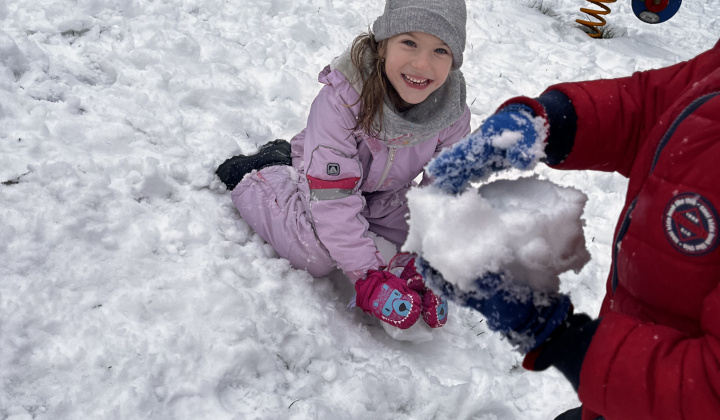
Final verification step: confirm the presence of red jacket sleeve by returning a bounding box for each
[546,41,720,176]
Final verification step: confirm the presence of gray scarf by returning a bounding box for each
[331,49,467,147]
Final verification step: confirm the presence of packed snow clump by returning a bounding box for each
[404,176,591,293]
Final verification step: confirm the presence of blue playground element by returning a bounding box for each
[632,0,682,24]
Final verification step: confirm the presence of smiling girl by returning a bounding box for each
[215,0,470,330]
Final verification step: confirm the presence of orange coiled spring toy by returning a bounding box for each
[576,0,617,38]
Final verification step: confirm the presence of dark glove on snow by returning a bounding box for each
[522,312,600,391]
[416,257,572,353]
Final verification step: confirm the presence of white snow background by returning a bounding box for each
[1,0,718,419]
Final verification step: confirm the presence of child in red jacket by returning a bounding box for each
[423,38,720,420]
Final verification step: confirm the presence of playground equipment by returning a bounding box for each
[576,0,617,38]
[576,0,683,38]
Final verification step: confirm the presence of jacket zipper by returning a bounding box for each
[373,146,397,192]
[612,198,636,293]
[650,92,719,171]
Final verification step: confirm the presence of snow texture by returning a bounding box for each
[404,177,590,293]
[1,0,718,419]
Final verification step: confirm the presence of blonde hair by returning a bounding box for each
[349,32,407,137]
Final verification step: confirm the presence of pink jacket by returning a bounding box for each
[289,65,471,280]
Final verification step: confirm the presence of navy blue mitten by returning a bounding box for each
[427,104,547,194]
[416,257,571,353]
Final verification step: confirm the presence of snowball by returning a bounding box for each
[404,176,590,293]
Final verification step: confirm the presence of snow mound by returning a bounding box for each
[404,176,591,293]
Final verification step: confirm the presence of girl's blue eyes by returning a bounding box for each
[401,40,449,55]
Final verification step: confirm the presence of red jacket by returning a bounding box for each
[546,40,720,420]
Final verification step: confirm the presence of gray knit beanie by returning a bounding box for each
[372,0,467,69]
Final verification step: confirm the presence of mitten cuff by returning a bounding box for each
[535,90,578,165]
[386,253,416,275]
[496,96,549,121]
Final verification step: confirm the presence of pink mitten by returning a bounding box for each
[420,288,448,328]
[400,259,425,292]
[398,257,448,328]
[355,270,421,329]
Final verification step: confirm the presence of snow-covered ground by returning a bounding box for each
[1,0,717,419]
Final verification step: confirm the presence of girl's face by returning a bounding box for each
[382,32,454,106]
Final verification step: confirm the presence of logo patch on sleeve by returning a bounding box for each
[664,193,719,255]
[326,163,340,176]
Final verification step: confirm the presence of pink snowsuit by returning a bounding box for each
[232,58,471,281]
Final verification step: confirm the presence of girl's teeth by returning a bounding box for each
[404,75,429,85]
